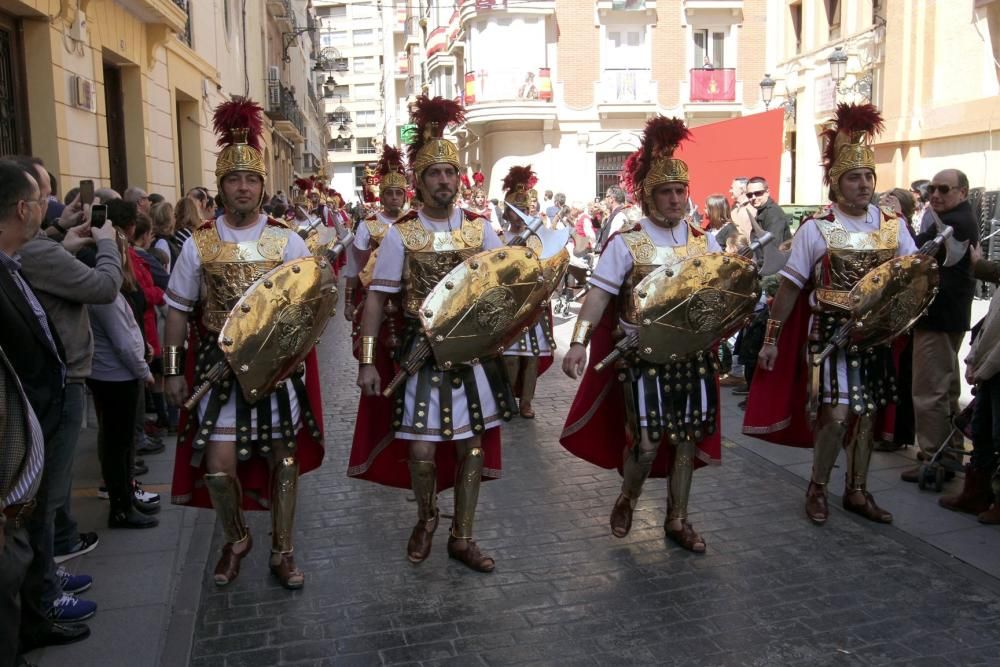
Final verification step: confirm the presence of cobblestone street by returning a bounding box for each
[180,302,1000,667]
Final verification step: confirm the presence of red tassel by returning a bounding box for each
[821,103,883,184]
[501,165,536,194]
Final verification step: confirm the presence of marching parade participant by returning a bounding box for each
[499,165,555,419]
[743,104,919,525]
[163,98,325,589]
[560,117,729,553]
[348,95,512,573]
[344,145,408,325]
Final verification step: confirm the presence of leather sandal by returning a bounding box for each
[406,511,439,563]
[270,550,305,589]
[447,537,495,573]
[664,520,706,553]
[609,493,634,538]
[805,481,829,525]
[843,490,893,524]
[519,401,535,419]
[214,532,252,586]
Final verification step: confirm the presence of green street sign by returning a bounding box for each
[400,123,418,145]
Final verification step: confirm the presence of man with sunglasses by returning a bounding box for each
[746,176,791,275]
[901,170,979,484]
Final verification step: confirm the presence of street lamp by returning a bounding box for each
[759,73,776,110]
[827,46,849,83]
[322,75,337,99]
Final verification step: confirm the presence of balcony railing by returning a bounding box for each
[404,16,421,46]
[173,0,192,46]
[464,67,553,105]
[599,69,654,104]
[689,68,736,102]
[266,83,305,139]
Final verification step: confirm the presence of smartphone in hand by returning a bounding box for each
[90,204,108,228]
[80,179,94,206]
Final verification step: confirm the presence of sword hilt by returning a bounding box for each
[183,361,230,411]
[593,331,638,373]
[382,337,431,398]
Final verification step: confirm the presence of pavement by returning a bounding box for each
[27,295,1000,667]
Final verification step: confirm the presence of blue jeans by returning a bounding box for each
[40,381,85,607]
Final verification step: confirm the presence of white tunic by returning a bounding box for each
[370,209,505,442]
[165,216,312,442]
[779,204,918,404]
[345,212,394,280]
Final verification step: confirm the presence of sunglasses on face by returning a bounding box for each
[927,184,959,195]
[748,190,767,198]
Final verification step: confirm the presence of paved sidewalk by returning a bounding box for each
[28,296,1000,667]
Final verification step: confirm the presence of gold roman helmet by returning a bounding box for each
[213,97,268,210]
[502,165,537,211]
[821,103,884,203]
[376,144,408,194]
[407,95,465,198]
[622,116,693,215]
[293,177,314,207]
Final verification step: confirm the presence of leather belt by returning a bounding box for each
[3,499,36,528]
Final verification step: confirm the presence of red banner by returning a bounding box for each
[677,109,786,205]
[690,68,736,102]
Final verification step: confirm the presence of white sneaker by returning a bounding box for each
[133,481,160,504]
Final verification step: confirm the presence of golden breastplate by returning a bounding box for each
[619,228,709,324]
[194,222,290,332]
[399,216,485,317]
[813,214,898,311]
[358,216,392,287]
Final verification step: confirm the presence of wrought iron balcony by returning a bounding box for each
[266,83,305,143]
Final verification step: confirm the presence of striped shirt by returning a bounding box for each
[0,345,44,509]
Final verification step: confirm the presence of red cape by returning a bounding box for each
[347,388,502,491]
[741,291,900,447]
[559,304,722,477]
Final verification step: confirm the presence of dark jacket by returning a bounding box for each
[753,198,792,275]
[915,200,979,332]
[0,268,66,442]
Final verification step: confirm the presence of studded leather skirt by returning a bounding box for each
[185,333,322,463]
[618,350,720,445]
[390,319,515,442]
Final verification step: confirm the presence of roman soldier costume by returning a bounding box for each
[743,104,918,525]
[560,117,726,553]
[500,165,555,419]
[165,98,325,589]
[348,96,516,572]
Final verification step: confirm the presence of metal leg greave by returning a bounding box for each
[451,447,484,539]
[622,445,655,504]
[845,416,874,492]
[270,456,299,553]
[408,459,438,522]
[520,357,539,403]
[667,440,696,521]
[204,472,248,544]
[811,421,847,487]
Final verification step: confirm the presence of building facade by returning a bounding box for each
[0,0,324,204]
[768,0,1000,204]
[389,0,770,202]
[314,0,387,202]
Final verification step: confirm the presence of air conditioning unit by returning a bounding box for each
[268,66,280,82]
[267,83,281,108]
